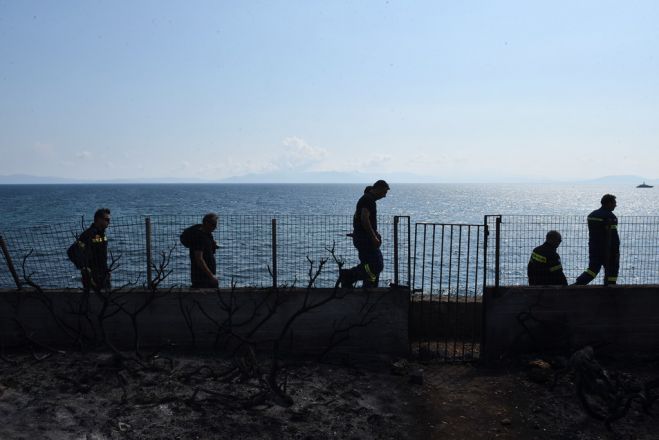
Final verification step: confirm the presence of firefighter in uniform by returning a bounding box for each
[575,194,619,285]
[75,208,112,291]
[182,213,219,288]
[340,180,390,288]
[528,230,567,286]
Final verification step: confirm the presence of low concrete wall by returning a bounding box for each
[482,285,659,361]
[0,287,409,358]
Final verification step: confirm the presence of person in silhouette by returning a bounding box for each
[340,180,390,288]
[70,208,111,291]
[575,194,619,285]
[181,213,219,288]
[528,230,567,286]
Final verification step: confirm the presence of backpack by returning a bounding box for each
[180,225,201,249]
[67,240,84,269]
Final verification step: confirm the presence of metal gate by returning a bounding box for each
[411,222,486,361]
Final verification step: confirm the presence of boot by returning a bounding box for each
[339,269,356,288]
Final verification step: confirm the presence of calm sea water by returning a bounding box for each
[1,183,657,230]
[0,183,657,289]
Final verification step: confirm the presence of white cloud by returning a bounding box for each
[32,141,55,156]
[277,137,328,170]
[171,160,192,173]
[195,158,277,178]
[191,137,329,179]
[362,154,393,170]
[76,151,93,160]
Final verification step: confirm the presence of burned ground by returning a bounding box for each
[0,352,428,440]
[2,352,659,439]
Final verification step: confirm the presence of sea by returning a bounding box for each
[1,183,658,228]
[0,183,657,289]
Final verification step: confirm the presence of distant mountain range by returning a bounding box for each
[577,175,659,185]
[0,174,210,184]
[0,173,657,185]
[218,171,441,184]
[0,172,440,184]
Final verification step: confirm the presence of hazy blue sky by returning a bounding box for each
[1,1,658,182]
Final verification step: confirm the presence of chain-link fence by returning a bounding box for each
[0,215,411,289]
[407,215,659,362]
[484,215,659,286]
[3,213,656,290]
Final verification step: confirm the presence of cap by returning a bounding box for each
[373,179,390,190]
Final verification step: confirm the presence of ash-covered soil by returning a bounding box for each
[1,352,659,439]
[422,358,659,440]
[0,352,429,440]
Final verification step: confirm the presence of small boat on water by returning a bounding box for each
[637,182,654,188]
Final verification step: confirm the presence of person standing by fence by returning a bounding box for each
[68,208,112,292]
[575,194,620,285]
[180,213,219,288]
[527,230,567,286]
[340,180,390,288]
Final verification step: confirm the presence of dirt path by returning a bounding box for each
[420,362,659,440]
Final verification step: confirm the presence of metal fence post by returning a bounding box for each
[495,216,501,289]
[0,234,21,289]
[407,217,411,288]
[393,216,399,285]
[145,217,153,287]
[481,216,489,354]
[483,216,489,292]
[271,218,277,288]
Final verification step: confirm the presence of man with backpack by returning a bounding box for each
[67,208,112,292]
[180,213,219,288]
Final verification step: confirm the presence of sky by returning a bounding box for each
[1,0,658,182]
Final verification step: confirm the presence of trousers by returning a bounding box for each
[575,247,620,285]
[342,236,384,288]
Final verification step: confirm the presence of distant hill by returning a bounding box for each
[0,174,83,184]
[0,172,442,184]
[579,175,659,185]
[0,174,210,184]
[1,173,657,185]
[218,171,441,184]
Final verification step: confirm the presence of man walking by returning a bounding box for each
[181,213,219,288]
[575,194,620,285]
[70,208,112,292]
[528,230,567,286]
[340,180,390,288]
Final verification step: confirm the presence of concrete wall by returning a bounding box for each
[0,287,409,359]
[482,285,659,361]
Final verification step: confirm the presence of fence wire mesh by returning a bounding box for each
[485,215,659,286]
[1,220,84,288]
[0,215,411,290]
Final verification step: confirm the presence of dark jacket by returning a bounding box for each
[352,193,377,240]
[587,207,619,252]
[186,224,217,286]
[77,224,110,289]
[528,242,567,286]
